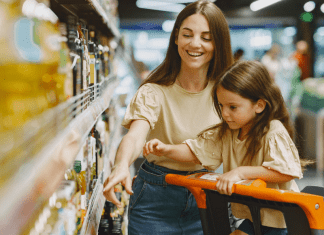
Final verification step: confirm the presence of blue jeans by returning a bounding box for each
[128,160,208,235]
[238,219,288,235]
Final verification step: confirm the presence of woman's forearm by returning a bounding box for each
[113,120,151,168]
[114,134,142,167]
[237,166,295,183]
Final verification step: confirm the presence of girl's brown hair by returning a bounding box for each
[211,60,309,167]
[141,0,233,86]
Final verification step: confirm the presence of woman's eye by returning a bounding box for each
[230,106,236,110]
[202,37,212,41]
[183,34,191,38]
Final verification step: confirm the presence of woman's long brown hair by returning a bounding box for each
[211,60,310,168]
[141,0,233,87]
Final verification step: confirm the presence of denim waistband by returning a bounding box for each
[138,160,207,187]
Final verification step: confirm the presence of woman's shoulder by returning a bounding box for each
[140,83,169,95]
[136,83,162,97]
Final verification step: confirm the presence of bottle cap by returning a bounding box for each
[74,160,81,173]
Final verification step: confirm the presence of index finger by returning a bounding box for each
[103,187,122,208]
[103,177,123,206]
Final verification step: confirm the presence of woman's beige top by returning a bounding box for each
[122,82,220,171]
[185,120,303,228]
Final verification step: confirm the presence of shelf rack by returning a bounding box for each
[0,0,140,234]
[0,74,120,235]
[80,114,123,235]
[51,0,120,39]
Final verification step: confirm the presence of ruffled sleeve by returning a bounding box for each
[184,128,223,171]
[122,84,161,129]
[262,131,303,179]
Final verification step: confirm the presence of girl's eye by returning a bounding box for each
[183,34,191,38]
[230,106,237,110]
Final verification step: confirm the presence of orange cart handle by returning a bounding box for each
[165,172,324,230]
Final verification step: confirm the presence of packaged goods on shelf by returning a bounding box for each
[0,0,140,234]
[26,180,77,235]
[0,0,65,132]
[98,184,129,235]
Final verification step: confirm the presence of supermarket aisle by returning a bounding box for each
[296,167,324,190]
[0,0,138,234]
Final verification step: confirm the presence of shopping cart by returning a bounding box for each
[165,172,324,235]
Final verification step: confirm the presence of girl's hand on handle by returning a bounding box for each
[215,166,295,196]
[103,163,133,208]
[216,168,243,196]
[143,139,170,156]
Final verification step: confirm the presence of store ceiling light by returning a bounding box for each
[320,3,324,13]
[162,20,175,32]
[138,0,215,2]
[136,0,185,13]
[304,1,316,12]
[250,0,282,11]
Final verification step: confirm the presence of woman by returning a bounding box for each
[103,1,233,234]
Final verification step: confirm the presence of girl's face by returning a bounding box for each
[175,14,214,72]
[216,85,264,137]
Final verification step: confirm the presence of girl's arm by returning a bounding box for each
[143,139,200,163]
[216,166,295,196]
[103,120,150,207]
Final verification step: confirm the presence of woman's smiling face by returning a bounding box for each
[175,13,214,72]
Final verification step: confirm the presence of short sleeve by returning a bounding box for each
[262,131,303,179]
[184,129,222,171]
[121,84,161,129]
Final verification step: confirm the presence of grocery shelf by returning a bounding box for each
[0,74,119,235]
[80,115,123,235]
[52,0,120,39]
[81,171,106,235]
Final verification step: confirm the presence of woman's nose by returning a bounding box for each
[190,36,201,48]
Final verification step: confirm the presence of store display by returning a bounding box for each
[98,185,129,235]
[0,0,59,132]
[0,0,140,234]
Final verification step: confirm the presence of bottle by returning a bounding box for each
[94,123,104,174]
[88,30,97,100]
[94,32,101,84]
[98,217,109,235]
[74,39,83,96]
[0,0,59,133]
[77,24,89,94]
[103,45,110,77]
[56,22,73,102]
[89,130,97,194]
[74,146,87,227]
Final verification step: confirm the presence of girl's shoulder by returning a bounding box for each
[264,120,294,148]
[266,120,288,137]
[199,125,231,141]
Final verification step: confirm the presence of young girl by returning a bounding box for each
[143,60,306,235]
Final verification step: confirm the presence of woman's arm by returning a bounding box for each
[143,139,199,163]
[103,119,150,207]
[216,166,294,196]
